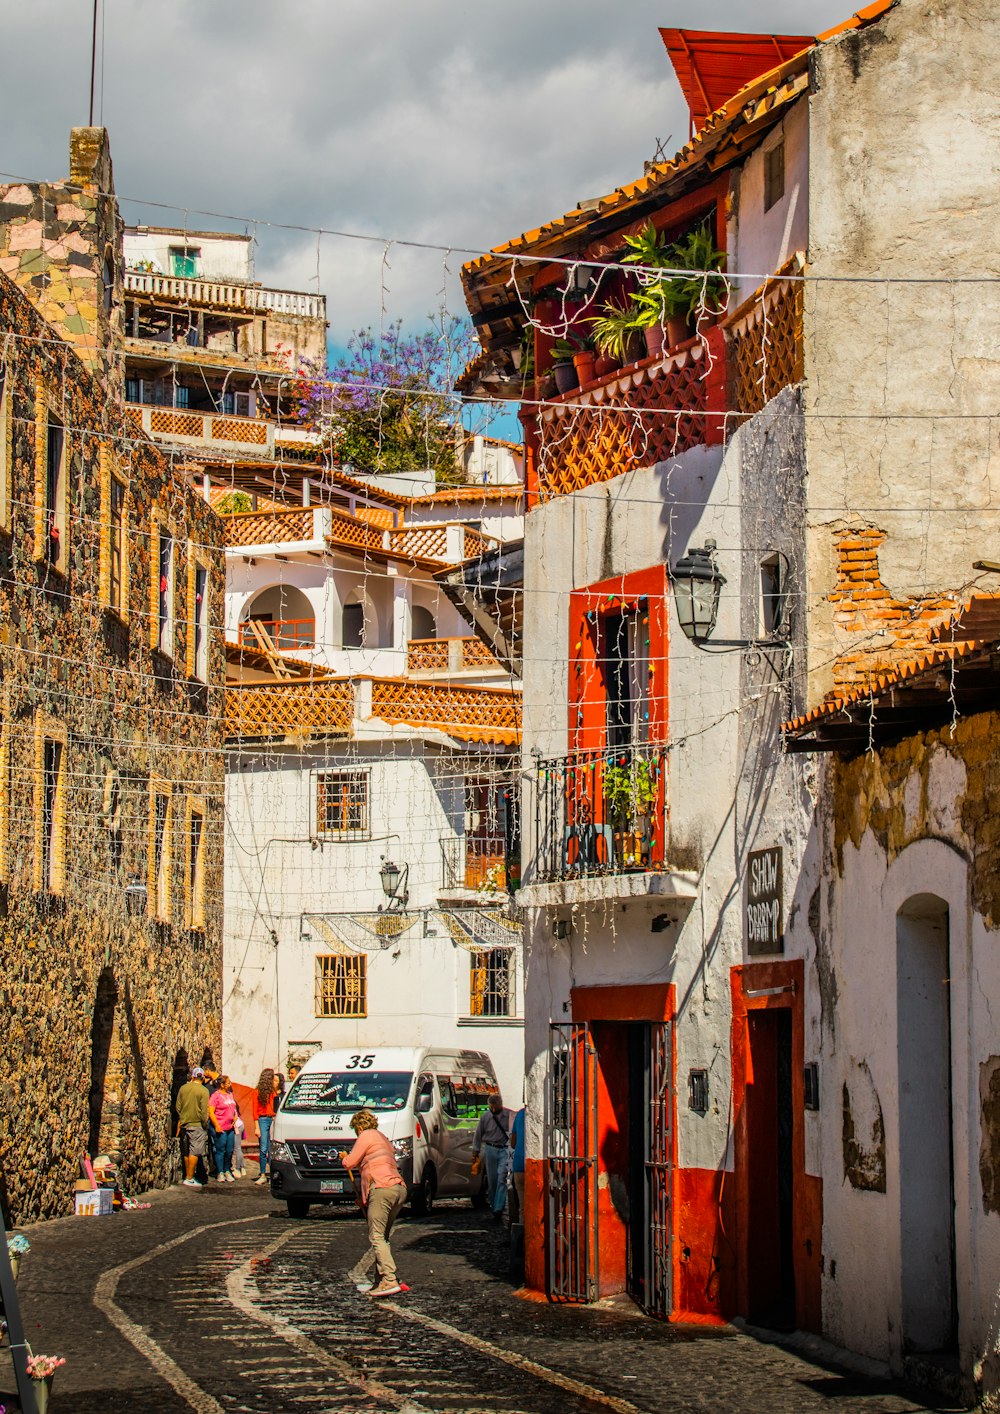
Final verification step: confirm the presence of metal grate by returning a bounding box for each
[644,1022,674,1319]
[469,947,514,1016]
[315,953,367,1017]
[546,1022,598,1303]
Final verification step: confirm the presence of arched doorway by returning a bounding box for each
[240,584,315,652]
[896,893,956,1354]
[88,968,119,1158]
[411,603,436,640]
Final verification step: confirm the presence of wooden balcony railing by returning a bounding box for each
[226,676,521,744]
[239,617,316,651]
[371,679,519,744]
[723,256,804,421]
[327,507,385,553]
[223,507,317,547]
[124,269,326,320]
[407,637,499,673]
[532,333,723,503]
[134,403,273,452]
[533,742,667,882]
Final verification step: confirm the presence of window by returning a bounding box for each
[125,377,141,405]
[185,797,206,931]
[150,512,175,657]
[760,555,785,637]
[34,388,69,573]
[0,360,10,531]
[315,954,367,1018]
[342,600,365,648]
[317,771,369,839]
[169,246,200,279]
[469,948,514,1017]
[602,609,650,749]
[99,444,128,617]
[102,249,114,314]
[187,553,209,680]
[220,390,251,417]
[148,778,172,922]
[33,714,67,895]
[764,140,785,212]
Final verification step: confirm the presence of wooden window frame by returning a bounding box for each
[99,443,129,619]
[148,775,173,923]
[316,770,370,840]
[33,712,67,895]
[186,546,210,681]
[315,953,367,1018]
[764,138,786,213]
[0,360,11,533]
[34,384,69,575]
[185,795,207,932]
[150,508,176,658]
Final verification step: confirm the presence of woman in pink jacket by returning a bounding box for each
[209,1075,239,1182]
[339,1109,406,1298]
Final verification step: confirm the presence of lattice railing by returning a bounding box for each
[371,679,519,744]
[327,508,385,552]
[388,525,449,560]
[407,637,499,672]
[463,526,493,558]
[211,416,268,445]
[150,408,204,438]
[222,508,315,547]
[724,260,804,420]
[226,679,355,739]
[534,341,710,502]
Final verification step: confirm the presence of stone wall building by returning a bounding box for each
[0,129,224,1222]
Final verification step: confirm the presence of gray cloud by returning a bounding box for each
[3,0,846,337]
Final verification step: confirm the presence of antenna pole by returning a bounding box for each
[89,0,98,125]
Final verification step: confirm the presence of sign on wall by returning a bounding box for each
[745,846,784,955]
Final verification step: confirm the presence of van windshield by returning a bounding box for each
[281,1071,412,1114]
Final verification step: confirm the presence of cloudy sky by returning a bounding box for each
[4,0,846,345]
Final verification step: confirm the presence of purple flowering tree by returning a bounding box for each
[292,315,477,485]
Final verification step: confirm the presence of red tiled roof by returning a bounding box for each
[659,29,814,134]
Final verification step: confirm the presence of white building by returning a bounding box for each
[220,462,527,1105]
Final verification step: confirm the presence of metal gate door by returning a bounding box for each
[545,1022,598,1302]
[643,1021,674,1318]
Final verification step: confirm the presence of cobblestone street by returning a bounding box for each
[1,1186,962,1414]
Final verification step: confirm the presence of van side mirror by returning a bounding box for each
[416,1089,434,1113]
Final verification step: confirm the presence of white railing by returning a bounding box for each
[124,269,326,321]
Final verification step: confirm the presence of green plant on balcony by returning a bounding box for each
[588,299,642,365]
[603,756,658,824]
[216,490,253,514]
[617,220,728,354]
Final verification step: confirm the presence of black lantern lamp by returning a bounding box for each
[379,856,409,911]
[669,539,726,644]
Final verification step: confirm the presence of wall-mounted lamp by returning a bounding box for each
[124,877,147,917]
[379,856,409,911]
[669,538,789,651]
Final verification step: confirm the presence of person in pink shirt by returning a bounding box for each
[209,1076,239,1182]
[339,1109,406,1297]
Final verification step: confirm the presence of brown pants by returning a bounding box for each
[367,1184,406,1282]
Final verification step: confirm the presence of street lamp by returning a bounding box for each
[669,539,726,644]
[379,856,409,911]
[669,538,790,651]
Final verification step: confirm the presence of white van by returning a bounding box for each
[269,1046,500,1219]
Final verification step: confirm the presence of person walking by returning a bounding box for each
[339,1109,407,1298]
[253,1067,276,1185]
[176,1066,210,1188]
[472,1093,514,1223]
[209,1074,238,1182]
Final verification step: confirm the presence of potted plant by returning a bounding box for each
[26,1355,65,1414]
[602,755,658,867]
[571,338,596,389]
[7,1233,29,1282]
[622,219,728,353]
[589,299,640,374]
[549,337,582,395]
[668,221,728,331]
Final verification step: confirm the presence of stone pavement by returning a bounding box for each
[0,1183,965,1413]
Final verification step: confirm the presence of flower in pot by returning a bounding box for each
[26,1355,66,1414]
[589,299,642,374]
[7,1233,29,1283]
[602,755,658,866]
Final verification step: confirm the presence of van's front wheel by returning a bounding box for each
[286,1197,311,1220]
[411,1166,435,1216]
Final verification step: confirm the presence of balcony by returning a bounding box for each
[407,637,500,675]
[124,269,326,321]
[441,836,508,893]
[130,402,274,453]
[226,676,520,746]
[221,505,495,567]
[223,506,322,549]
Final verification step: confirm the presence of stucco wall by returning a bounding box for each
[803,0,1000,706]
[731,97,809,305]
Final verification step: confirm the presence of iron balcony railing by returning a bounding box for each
[533,742,667,883]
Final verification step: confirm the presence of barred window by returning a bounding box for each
[469,947,514,1018]
[315,954,367,1018]
[317,771,369,839]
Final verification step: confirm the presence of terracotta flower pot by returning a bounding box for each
[552,362,579,395]
[643,325,665,359]
[534,375,557,402]
[666,315,690,349]
[594,355,618,380]
[572,349,596,387]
